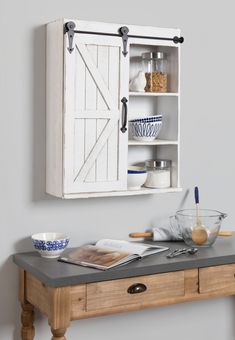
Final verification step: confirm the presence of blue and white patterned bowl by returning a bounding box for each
[32,232,69,258]
[130,115,162,123]
[129,116,162,142]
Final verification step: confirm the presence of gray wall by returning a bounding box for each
[1,0,235,339]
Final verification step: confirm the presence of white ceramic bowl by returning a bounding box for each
[31,232,69,258]
[128,165,146,173]
[127,167,147,190]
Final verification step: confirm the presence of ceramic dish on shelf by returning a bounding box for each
[128,165,146,174]
[129,115,162,142]
[31,232,69,258]
[130,114,162,123]
[127,166,147,190]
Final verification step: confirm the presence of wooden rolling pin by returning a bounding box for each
[129,231,233,238]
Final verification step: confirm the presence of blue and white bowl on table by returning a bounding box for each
[127,166,147,190]
[32,232,69,258]
[129,115,162,142]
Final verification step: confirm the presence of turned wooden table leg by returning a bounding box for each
[19,269,71,340]
[19,270,35,340]
[48,286,71,340]
[21,301,35,340]
[51,327,67,340]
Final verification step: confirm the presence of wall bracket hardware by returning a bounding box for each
[173,36,184,44]
[64,21,184,55]
[119,26,129,56]
[64,21,76,53]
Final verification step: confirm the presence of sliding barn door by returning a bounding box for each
[63,34,128,194]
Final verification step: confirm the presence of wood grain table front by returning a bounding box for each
[14,237,235,339]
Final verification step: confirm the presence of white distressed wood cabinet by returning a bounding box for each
[46,19,183,198]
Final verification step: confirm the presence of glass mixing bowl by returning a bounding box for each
[170,209,227,247]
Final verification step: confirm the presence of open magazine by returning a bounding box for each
[59,239,168,270]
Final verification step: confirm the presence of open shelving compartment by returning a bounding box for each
[127,42,182,195]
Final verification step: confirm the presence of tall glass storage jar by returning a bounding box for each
[142,52,168,92]
[144,160,171,188]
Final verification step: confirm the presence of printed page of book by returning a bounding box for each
[139,244,169,257]
[61,245,137,270]
[96,239,151,255]
[96,239,168,257]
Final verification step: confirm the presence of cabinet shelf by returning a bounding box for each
[128,139,178,146]
[129,92,179,97]
[62,187,182,199]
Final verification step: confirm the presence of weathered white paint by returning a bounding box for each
[46,19,64,197]
[46,19,180,197]
[62,186,182,199]
[63,33,128,193]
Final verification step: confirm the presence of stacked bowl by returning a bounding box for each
[129,115,162,142]
[127,166,147,190]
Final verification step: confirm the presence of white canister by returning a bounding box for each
[144,160,171,188]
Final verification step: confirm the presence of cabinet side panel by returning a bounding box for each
[46,20,64,197]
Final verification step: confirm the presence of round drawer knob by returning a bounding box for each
[127,283,147,294]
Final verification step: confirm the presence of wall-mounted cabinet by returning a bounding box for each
[46,19,183,198]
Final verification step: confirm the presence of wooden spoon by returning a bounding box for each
[191,187,208,245]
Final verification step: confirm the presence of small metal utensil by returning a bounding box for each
[187,247,198,255]
[167,247,198,258]
[166,248,186,258]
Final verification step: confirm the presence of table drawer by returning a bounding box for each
[199,264,235,294]
[86,271,185,311]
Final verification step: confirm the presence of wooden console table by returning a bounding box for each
[13,236,235,340]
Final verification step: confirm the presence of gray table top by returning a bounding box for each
[13,236,235,287]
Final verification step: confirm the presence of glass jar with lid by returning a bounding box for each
[144,160,171,188]
[142,52,168,92]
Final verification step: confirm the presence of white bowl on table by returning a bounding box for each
[31,232,69,259]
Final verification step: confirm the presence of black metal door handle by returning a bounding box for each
[120,97,128,133]
[127,283,147,294]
